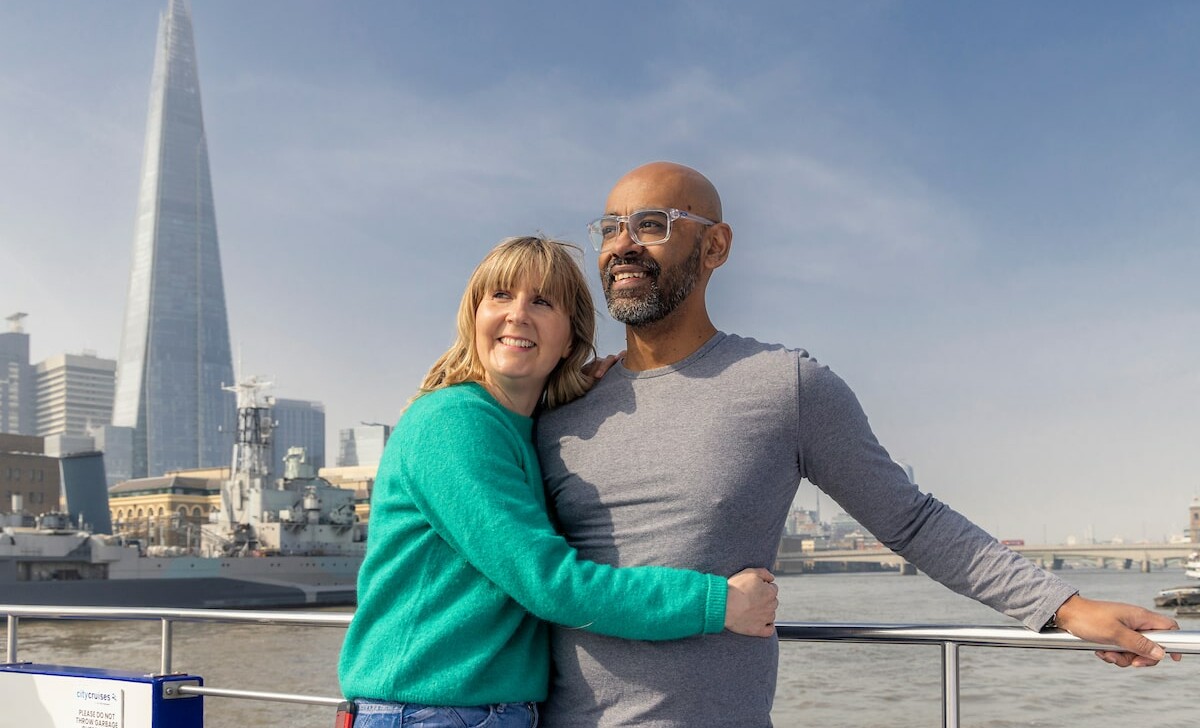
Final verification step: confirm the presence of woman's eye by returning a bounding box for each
[534,297,553,307]
[491,290,511,300]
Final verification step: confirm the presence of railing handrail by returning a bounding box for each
[6,604,1196,652]
[4,605,1196,728]
[0,604,353,626]
[775,621,1198,651]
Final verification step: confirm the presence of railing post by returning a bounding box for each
[160,618,173,675]
[5,614,16,664]
[942,641,960,728]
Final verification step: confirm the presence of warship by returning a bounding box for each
[0,378,366,608]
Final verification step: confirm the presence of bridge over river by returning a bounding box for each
[775,542,1196,575]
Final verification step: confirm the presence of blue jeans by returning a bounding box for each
[353,700,538,727]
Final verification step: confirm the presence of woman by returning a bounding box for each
[339,236,777,727]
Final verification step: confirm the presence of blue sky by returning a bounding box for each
[2,1,1197,544]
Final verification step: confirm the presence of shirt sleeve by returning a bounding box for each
[394,394,727,639]
[795,355,1077,630]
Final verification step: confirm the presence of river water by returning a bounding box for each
[10,569,1194,727]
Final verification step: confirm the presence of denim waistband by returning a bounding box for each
[354,699,536,714]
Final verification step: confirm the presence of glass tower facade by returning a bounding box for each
[0,326,36,436]
[271,398,327,471]
[337,424,392,469]
[113,0,234,478]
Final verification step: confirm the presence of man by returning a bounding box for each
[536,161,1178,727]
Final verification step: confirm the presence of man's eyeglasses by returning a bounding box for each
[586,208,717,252]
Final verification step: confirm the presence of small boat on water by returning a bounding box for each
[1154,584,1200,608]
[1153,551,1200,612]
[1185,552,1200,579]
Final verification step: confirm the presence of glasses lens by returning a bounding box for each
[628,210,670,245]
[587,218,617,251]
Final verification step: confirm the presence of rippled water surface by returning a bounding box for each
[10,569,1193,727]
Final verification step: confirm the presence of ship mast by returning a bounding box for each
[202,375,363,557]
[224,376,275,480]
[206,376,276,543]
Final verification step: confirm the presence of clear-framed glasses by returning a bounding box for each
[586,208,717,252]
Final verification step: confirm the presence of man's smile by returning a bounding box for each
[607,262,657,292]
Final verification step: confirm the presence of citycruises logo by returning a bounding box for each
[74,687,122,728]
[75,689,118,704]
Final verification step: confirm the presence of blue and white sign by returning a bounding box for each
[0,664,202,728]
[68,681,126,728]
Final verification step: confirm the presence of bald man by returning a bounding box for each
[535,162,1178,727]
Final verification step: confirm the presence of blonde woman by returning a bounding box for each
[339,236,777,727]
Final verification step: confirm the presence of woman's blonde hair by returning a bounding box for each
[417,235,597,410]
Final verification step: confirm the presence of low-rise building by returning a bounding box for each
[108,468,227,548]
[0,433,60,515]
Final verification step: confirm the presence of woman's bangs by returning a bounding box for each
[476,245,572,309]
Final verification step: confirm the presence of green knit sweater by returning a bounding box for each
[338,383,727,705]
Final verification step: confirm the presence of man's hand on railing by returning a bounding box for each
[1054,594,1182,667]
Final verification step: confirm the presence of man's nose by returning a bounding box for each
[603,223,643,259]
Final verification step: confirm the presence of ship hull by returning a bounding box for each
[1,555,361,609]
[1,577,326,608]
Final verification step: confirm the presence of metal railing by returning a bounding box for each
[3,605,353,709]
[776,622,1198,726]
[3,604,1197,727]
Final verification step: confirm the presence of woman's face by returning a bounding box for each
[474,276,573,405]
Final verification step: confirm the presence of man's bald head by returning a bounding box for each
[606,162,723,222]
[596,161,733,339]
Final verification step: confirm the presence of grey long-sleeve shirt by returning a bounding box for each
[536,333,1076,728]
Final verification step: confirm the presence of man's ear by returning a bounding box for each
[702,222,733,270]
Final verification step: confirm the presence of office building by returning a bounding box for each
[337,424,391,468]
[0,313,36,436]
[112,0,235,477]
[271,398,326,471]
[35,352,117,437]
[94,425,136,488]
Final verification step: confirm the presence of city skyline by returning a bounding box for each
[1,2,1197,543]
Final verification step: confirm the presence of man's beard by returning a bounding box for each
[603,239,702,327]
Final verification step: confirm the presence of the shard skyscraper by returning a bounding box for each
[113,0,234,478]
